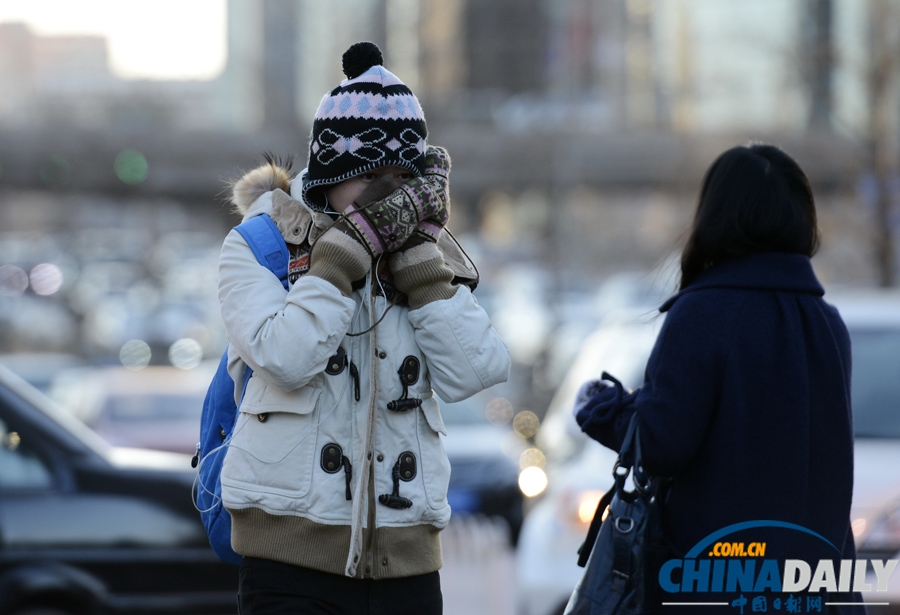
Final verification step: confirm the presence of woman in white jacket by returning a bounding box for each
[217,42,510,614]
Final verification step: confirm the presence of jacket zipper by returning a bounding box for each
[362,287,379,579]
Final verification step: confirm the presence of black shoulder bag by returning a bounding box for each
[564,407,669,615]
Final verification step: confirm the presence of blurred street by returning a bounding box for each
[441,516,518,615]
[1,1,900,614]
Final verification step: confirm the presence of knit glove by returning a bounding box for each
[308,176,396,296]
[310,147,451,298]
[409,145,451,245]
[336,152,450,259]
[574,372,636,450]
[388,146,456,309]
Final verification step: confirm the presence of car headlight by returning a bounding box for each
[857,501,900,558]
[575,489,605,525]
[554,488,605,528]
[519,466,548,498]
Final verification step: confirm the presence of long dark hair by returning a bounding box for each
[679,144,820,290]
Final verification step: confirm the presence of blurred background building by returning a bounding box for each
[0,0,898,413]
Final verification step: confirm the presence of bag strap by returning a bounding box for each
[577,483,615,567]
[235,213,290,290]
[576,408,642,568]
[578,414,640,568]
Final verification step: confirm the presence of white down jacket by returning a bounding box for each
[218,166,510,579]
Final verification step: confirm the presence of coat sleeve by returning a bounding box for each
[406,285,511,403]
[217,228,356,391]
[574,292,738,476]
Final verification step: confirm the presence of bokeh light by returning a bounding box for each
[29,263,64,296]
[519,447,547,470]
[114,149,149,185]
[169,338,203,370]
[518,466,548,498]
[577,490,605,525]
[485,396,514,426]
[4,430,21,452]
[0,265,29,296]
[120,339,152,370]
[512,410,541,439]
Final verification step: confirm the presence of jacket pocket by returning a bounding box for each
[417,397,450,509]
[241,374,321,415]
[222,381,323,501]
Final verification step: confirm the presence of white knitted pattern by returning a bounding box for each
[316,92,424,122]
[340,65,404,87]
[312,127,425,166]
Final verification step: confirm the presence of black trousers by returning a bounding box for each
[238,557,443,615]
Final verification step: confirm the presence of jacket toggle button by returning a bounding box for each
[321,443,353,499]
[325,347,347,375]
[378,451,417,509]
[387,356,422,412]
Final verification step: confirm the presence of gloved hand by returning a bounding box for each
[310,147,451,298]
[410,145,451,244]
[574,379,612,433]
[573,372,634,448]
[336,148,450,258]
[308,176,397,296]
[386,146,456,308]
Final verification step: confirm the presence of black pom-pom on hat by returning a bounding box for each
[342,41,384,79]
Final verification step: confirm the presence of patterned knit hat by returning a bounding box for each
[302,41,428,210]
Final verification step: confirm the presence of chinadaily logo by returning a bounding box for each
[659,521,899,612]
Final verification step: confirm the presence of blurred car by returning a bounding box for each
[440,390,527,545]
[516,289,900,615]
[516,307,662,615]
[49,364,216,455]
[0,353,86,393]
[0,364,238,615]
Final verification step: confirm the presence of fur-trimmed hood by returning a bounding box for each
[230,159,296,216]
[230,161,332,247]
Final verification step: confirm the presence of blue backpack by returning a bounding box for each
[192,213,290,565]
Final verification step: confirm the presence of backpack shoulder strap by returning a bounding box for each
[235,213,290,290]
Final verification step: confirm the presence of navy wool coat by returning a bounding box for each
[575,252,861,610]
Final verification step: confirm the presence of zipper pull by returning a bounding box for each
[191,442,201,468]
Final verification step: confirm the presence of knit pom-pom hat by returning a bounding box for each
[301,41,428,210]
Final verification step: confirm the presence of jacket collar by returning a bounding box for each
[660,252,824,313]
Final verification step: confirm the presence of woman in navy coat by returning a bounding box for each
[574,144,865,613]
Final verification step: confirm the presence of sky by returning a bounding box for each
[0,0,227,80]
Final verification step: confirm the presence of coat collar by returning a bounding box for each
[661,252,824,313]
